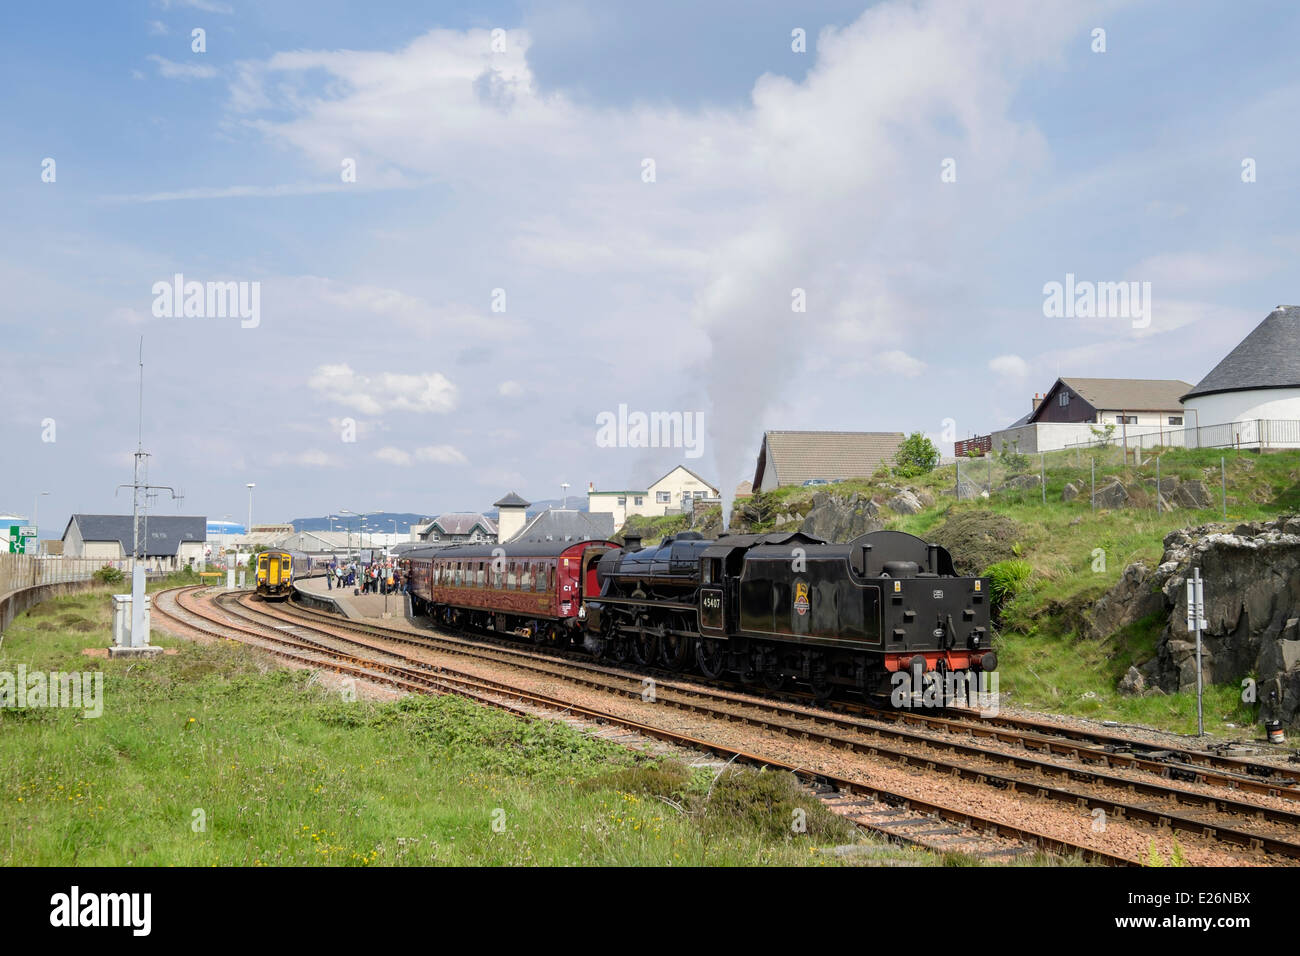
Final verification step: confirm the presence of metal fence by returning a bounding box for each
[0,554,160,599]
[1061,418,1300,455]
[951,444,1251,517]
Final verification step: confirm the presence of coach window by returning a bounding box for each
[477,562,485,586]
[506,562,517,589]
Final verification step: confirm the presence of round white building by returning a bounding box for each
[1181,305,1300,447]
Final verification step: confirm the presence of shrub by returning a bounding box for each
[983,558,1032,615]
[894,431,939,477]
[91,565,124,586]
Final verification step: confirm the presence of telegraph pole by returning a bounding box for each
[115,339,177,651]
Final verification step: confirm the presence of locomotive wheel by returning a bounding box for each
[630,627,659,667]
[809,653,833,702]
[658,633,692,671]
[749,648,784,692]
[605,635,629,664]
[696,638,728,680]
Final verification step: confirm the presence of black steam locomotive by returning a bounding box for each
[584,529,994,700]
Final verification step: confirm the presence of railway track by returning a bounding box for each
[154,584,1136,865]
[283,586,1300,806]
[251,590,1300,861]
[157,583,1300,864]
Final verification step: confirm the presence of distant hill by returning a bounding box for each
[291,513,428,533]
[290,501,590,534]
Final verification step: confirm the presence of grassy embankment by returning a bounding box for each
[720,448,1300,735]
[0,586,963,866]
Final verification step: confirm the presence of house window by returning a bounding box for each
[1059,392,1069,406]
[1169,416,1183,426]
[633,496,643,506]
[617,497,626,507]
[1116,415,1137,425]
[656,491,670,503]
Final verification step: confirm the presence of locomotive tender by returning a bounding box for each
[587,529,994,699]
[405,526,994,702]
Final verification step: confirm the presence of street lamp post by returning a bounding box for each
[246,483,255,535]
[33,491,48,553]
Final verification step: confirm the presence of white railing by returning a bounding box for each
[1062,418,1300,453]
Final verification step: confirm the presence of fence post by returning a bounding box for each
[1221,456,1228,518]
[1156,455,1161,514]
[1041,452,1046,505]
[955,458,961,499]
[1091,458,1096,512]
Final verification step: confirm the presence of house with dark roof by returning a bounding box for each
[62,514,207,569]
[1181,306,1300,447]
[752,431,906,491]
[416,512,498,545]
[976,377,1194,454]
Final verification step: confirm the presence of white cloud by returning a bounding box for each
[147,54,217,80]
[307,364,458,415]
[160,0,232,13]
[415,445,468,465]
[147,20,169,35]
[878,350,926,378]
[211,6,1100,509]
[269,449,339,468]
[498,380,523,397]
[375,444,467,466]
[988,354,1029,379]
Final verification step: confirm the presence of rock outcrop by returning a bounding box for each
[1091,515,1300,725]
[799,492,883,541]
[885,489,924,515]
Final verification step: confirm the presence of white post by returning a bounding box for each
[1188,568,1205,737]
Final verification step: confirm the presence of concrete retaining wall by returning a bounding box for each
[0,579,107,636]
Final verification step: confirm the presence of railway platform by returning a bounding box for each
[294,574,407,622]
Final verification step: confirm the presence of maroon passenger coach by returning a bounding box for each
[406,539,615,647]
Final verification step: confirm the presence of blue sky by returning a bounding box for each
[3,0,1298,536]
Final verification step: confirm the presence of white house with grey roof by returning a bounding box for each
[61,514,206,570]
[414,512,498,545]
[1180,305,1300,447]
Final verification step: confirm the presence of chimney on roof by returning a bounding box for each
[588,481,594,492]
[1031,392,1043,412]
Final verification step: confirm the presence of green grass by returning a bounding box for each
[0,589,953,866]
[619,511,694,546]
[742,448,1300,736]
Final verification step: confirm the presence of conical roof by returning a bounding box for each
[493,491,530,508]
[1183,305,1300,401]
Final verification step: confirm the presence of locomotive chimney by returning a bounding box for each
[622,531,644,552]
[927,543,939,573]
